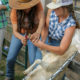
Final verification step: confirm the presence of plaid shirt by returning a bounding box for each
[0,0,10,29]
[48,10,76,40]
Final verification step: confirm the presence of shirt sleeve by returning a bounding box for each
[11,9,17,24]
[2,0,10,11]
[36,1,44,12]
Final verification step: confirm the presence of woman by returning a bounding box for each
[32,0,80,80]
[4,0,45,80]
[0,0,10,76]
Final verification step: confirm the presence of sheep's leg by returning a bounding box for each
[23,59,49,75]
[41,50,48,57]
[46,58,61,72]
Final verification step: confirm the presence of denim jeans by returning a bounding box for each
[6,35,42,79]
[27,39,42,65]
[62,74,66,80]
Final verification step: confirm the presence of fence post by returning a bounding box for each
[41,0,51,15]
[74,0,77,11]
[25,45,28,69]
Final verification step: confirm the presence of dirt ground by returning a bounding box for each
[66,54,80,80]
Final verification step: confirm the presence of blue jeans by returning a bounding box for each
[6,35,42,79]
[27,39,42,65]
[62,74,66,80]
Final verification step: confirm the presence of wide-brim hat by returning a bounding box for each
[46,0,73,9]
[9,0,40,9]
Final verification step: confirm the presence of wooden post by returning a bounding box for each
[68,59,80,75]
[40,0,51,15]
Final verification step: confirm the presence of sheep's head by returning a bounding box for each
[70,29,80,53]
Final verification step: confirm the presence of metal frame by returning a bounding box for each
[74,0,80,11]
[2,11,28,69]
[22,52,79,80]
[49,52,79,80]
[23,1,80,79]
[68,59,80,75]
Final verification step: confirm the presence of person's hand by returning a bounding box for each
[30,32,40,43]
[38,41,45,50]
[21,36,27,45]
[0,5,2,10]
[39,47,43,50]
[33,40,43,48]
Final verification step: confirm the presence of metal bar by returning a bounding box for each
[74,6,80,9]
[2,51,25,67]
[74,0,77,11]
[22,52,79,80]
[4,38,25,52]
[49,52,79,80]
[68,59,80,75]
[25,45,28,69]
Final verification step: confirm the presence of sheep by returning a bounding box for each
[23,29,80,80]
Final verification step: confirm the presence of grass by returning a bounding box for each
[0,54,26,80]
[4,25,26,64]
[0,22,27,80]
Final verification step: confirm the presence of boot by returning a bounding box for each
[0,70,4,76]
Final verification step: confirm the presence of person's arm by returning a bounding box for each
[30,2,45,43]
[11,9,27,45]
[36,11,45,36]
[0,0,10,11]
[33,26,76,55]
[36,1,45,35]
[12,24,27,45]
[12,24,23,40]
[30,11,45,43]
[0,5,7,10]
[41,9,52,43]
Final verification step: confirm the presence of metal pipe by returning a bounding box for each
[25,45,28,69]
[49,52,79,80]
[2,51,25,67]
[22,52,79,80]
[74,0,77,11]
[74,6,80,9]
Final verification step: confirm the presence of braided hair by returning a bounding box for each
[62,4,80,28]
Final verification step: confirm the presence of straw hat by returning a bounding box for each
[47,0,73,9]
[9,0,40,9]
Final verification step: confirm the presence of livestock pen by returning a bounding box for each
[1,0,80,80]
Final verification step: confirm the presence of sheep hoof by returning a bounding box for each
[23,72,28,75]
